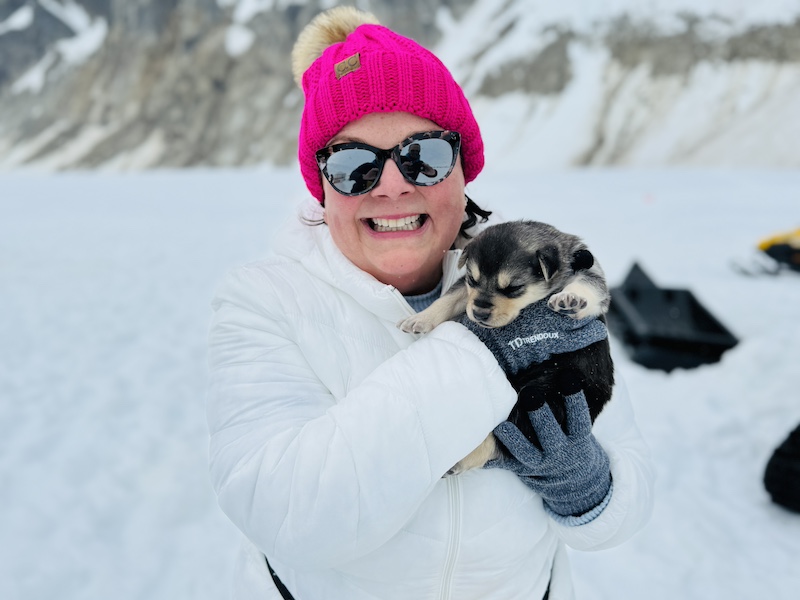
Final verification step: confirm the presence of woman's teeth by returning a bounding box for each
[369,215,424,232]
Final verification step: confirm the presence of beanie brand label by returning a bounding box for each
[335,53,361,79]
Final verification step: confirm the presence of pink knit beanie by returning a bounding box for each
[292,8,484,201]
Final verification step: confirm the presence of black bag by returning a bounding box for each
[764,423,800,513]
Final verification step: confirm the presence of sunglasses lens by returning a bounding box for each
[398,138,455,185]
[318,132,460,196]
[323,148,381,195]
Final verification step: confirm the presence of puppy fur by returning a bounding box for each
[398,220,614,475]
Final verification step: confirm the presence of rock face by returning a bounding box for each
[1,0,799,170]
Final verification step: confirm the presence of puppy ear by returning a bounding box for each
[533,246,560,282]
[458,245,470,269]
[570,248,594,272]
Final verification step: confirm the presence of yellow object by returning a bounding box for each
[758,228,800,251]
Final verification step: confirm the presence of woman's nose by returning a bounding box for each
[371,158,415,199]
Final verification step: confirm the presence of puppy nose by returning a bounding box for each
[473,298,493,309]
[472,308,492,323]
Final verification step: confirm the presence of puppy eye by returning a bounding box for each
[466,274,478,287]
[500,284,525,297]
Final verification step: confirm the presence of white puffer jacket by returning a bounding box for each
[207,203,655,600]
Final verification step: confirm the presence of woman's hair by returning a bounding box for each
[302,193,491,241]
[461,194,492,239]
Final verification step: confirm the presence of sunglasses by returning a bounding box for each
[316,130,461,197]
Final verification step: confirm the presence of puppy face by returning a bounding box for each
[463,263,551,327]
[460,228,564,328]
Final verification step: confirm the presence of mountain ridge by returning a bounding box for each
[1,0,798,171]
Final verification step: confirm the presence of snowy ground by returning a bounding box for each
[2,167,800,599]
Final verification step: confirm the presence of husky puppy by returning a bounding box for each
[398,220,614,474]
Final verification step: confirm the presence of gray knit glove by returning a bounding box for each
[459,299,607,376]
[491,385,612,517]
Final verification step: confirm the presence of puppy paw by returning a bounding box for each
[397,314,436,334]
[548,291,588,318]
[445,462,467,476]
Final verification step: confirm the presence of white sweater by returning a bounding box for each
[206,203,655,600]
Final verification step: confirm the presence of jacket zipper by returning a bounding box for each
[438,476,462,600]
[388,250,465,598]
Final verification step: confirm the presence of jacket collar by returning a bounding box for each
[273,200,464,323]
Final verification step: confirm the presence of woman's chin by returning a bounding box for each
[372,256,443,293]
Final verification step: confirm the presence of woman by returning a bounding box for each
[207,7,654,599]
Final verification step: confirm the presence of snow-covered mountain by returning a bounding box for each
[1,0,799,171]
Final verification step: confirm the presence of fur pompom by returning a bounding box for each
[291,6,380,86]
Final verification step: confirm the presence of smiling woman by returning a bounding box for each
[319,113,468,294]
[205,6,654,600]
[292,6,487,295]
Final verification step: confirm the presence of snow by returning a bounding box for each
[24,124,120,170]
[10,1,107,95]
[54,17,108,67]
[0,121,73,168]
[610,61,800,167]
[461,45,800,171]
[470,42,611,169]
[224,23,256,57]
[0,5,34,36]
[452,0,800,40]
[2,0,800,596]
[218,0,291,56]
[11,51,58,95]
[38,0,94,33]
[220,0,787,35]
[95,130,168,171]
[231,0,276,24]
[217,0,304,27]
[436,0,800,81]
[432,0,800,169]
[6,0,800,165]
[12,14,111,96]
[2,166,799,599]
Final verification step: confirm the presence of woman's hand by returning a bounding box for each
[491,383,612,518]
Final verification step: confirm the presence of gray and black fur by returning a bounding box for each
[398,220,614,474]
